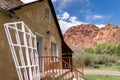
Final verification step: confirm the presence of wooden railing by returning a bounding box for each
[39,56,84,80]
[72,60,84,75]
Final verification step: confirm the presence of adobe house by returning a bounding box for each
[0,0,83,80]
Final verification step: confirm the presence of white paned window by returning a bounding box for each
[51,42,58,56]
[51,42,58,62]
[45,8,51,22]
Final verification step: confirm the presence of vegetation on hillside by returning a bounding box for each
[73,42,120,67]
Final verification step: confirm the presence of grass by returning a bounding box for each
[82,75,120,80]
[85,64,120,71]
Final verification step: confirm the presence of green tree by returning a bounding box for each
[115,44,120,56]
[95,42,116,55]
[84,48,95,54]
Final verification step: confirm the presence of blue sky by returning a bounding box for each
[21,0,120,33]
[52,0,120,33]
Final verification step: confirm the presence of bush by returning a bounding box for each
[84,54,93,66]
[116,60,120,66]
[73,53,119,67]
[93,64,100,68]
[84,48,95,54]
[73,53,93,66]
[106,63,112,67]
[115,44,120,56]
[95,42,116,55]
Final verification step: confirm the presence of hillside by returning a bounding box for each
[64,23,120,48]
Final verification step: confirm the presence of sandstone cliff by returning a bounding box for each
[64,23,120,48]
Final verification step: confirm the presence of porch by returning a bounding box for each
[39,56,84,80]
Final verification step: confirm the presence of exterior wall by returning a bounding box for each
[0,0,62,79]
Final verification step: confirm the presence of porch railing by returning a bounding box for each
[39,56,84,80]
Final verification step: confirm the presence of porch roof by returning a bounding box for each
[0,0,23,10]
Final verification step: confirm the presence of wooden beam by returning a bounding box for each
[0,7,19,19]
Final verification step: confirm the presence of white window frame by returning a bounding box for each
[35,32,44,56]
[45,4,51,22]
[35,32,44,72]
[50,42,58,62]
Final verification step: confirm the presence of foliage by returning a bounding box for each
[106,63,112,67]
[73,42,120,67]
[73,53,118,67]
[93,64,100,68]
[84,48,95,54]
[115,44,120,56]
[116,60,120,66]
[95,42,116,55]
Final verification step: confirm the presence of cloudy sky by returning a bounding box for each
[52,0,120,33]
[21,0,120,33]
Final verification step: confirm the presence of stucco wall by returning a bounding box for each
[0,0,62,79]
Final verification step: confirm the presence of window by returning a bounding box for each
[35,32,44,72]
[36,34,44,56]
[51,42,58,56]
[45,8,50,22]
[51,42,58,62]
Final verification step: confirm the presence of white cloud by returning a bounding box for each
[95,24,105,28]
[61,12,70,20]
[58,12,105,34]
[59,19,86,34]
[58,12,87,34]
[86,14,104,22]
[69,16,77,23]
[93,15,103,19]
[52,0,57,2]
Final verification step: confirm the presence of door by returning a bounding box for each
[4,21,40,80]
[36,34,44,72]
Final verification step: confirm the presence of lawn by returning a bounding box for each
[82,75,120,80]
[85,64,120,71]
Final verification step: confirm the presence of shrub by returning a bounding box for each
[73,53,119,67]
[84,48,95,54]
[84,54,93,66]
[73,53,93,66]
[106,63,112,67]
[95,42,116,55]
[93,64,100,68]
[115,44,120,56]
[116,60,120,66]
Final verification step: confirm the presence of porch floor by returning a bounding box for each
[40,69,69,78]
[40,69,84,80]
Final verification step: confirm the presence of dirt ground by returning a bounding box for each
[84,69,120,76]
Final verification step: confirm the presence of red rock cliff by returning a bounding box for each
[64,23,120,48]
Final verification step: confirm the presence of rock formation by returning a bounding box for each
[64,23,120,48]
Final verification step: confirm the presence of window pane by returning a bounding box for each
[45,8,50,21]
[51,43,57,56]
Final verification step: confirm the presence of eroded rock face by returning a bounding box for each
[64,23,120,48]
